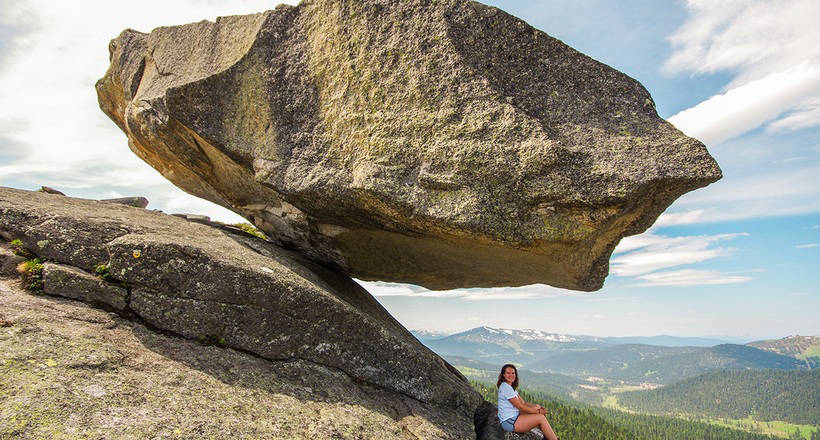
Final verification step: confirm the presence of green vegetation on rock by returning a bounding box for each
[9,239,32,259]
[16,258,44,293]
[230,222,268,240]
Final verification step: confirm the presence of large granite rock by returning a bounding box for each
[0,187,483,437]
[0,277,479,439]
[97,0,721,291]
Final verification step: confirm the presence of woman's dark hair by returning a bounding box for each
[496,363,519,390]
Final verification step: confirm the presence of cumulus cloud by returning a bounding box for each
[665,0,820,84]
[767,99,820,133]
[0,0,296,223]
[668,58,820,145]
[632,269,752,287]
[653,209,713,228]
[665,0,820,144]
[611,232,747,277]
[356,280,576,301]
[660,166,820,224]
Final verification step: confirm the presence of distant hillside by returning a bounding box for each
[409,330,451,342]
[447,355,603,404]
[602,335,730,347]
[747,335,820,367]
[531,344,806,384]
[529,344,699,381]
[617,369,820,425]
[422,326,608,367]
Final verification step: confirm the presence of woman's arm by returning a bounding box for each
[508,396,547,415]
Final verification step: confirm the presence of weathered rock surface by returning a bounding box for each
[101,196,149,208]
[96,0,721,291]
[0,278,478,439]
[0,245,25,277]
[0,186,485,438]
[42,262,129,311]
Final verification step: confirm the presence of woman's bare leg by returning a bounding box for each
[514,414,558,440]
[539,417,559,440]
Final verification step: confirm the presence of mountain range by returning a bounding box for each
[415,327,817,385]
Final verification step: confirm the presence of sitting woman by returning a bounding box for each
[497,363,559,440]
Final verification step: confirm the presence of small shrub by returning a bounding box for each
[9,239,33,258]
[94,263,111,281]
[17,258,44,293]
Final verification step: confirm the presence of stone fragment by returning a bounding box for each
[39,186,65,195]
[171,213,211,224]
[97,0,721,291]
[505,431,544,440]
[42,262,129,311]
[0,245,25,278]
[101,196,149,208]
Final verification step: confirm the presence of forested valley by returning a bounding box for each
[471,382,793,440]
[617,369,820,425]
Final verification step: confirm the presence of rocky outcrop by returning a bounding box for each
[0,277,479,439]
[96,0,721,291]
[0,186,486,438]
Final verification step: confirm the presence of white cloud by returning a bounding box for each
[611,232,747,277]
[669,58,820,144]
[660,166,820,224]
[581,296,637,303]
[0,0,296,223]
[356,280,576,301]
[767,99,820,133]
[796,243,820,249]
[665,0,820,85]
[665,0,820,145]
[632,269,752,287]
[653,209,713,227]
[667,58,820,145]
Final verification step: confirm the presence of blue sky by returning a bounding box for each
[1,0,818,339]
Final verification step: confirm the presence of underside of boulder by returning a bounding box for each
[96,0,721,291]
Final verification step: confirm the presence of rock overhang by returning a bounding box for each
[96,0,721,291]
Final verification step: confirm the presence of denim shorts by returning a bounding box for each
[500,414,518,432]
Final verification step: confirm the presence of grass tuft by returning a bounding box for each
[17,258,45,293]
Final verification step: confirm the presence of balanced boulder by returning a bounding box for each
[96,0,721,291]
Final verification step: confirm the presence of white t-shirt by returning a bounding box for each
[497,382,520,421]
